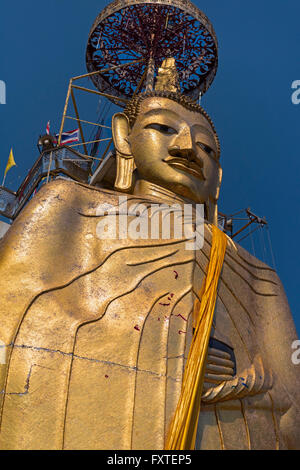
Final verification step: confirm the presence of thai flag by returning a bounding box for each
[55,128,79,145]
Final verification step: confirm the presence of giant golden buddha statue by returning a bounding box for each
[0,58,299,450]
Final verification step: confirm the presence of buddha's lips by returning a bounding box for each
[163,156,205,180]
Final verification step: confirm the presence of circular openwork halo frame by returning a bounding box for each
[86,0,218,105]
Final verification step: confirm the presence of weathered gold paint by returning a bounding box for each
[0,94,299,450]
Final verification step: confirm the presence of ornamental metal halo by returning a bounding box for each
[86,0,218,105]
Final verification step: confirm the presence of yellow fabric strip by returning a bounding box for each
[165,225,227,450]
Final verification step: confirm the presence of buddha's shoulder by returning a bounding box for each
[17,178,281,286]
[202,224,283,298]
[32,178,123,209]
[10,179,129,230]
[221,230,285,300]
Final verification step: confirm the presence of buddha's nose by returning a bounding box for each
[168,127,198,162]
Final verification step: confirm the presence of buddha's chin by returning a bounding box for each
[168,181,207,204]
[138,167,208,203]
[166,171,207,203]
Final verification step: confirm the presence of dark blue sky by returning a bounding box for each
[1,0,299,333]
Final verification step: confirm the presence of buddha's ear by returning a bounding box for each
[112,113,132,157]
[112,113,136,192]
[215,165,222,200]
[207,164,223,225]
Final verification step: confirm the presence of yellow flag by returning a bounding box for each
[4,148,16,178]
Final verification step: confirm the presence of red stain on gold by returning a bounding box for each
[175,313,187,322]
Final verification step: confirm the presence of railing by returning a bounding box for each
[0,146,92,220]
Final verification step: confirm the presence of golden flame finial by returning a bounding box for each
[155,58,180,94]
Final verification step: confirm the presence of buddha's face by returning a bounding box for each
[127,97,220,203]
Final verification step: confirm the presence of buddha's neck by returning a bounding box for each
[133,179,195,206]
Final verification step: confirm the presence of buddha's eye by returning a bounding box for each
[196,142,215,158]
[145,123,177,135]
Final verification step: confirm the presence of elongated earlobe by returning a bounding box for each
[112,112,136,192]
[112,113,132,156]
[216,166,222,201]
[207,165,222,225]
[114,152,136,192]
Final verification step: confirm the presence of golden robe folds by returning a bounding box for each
[0,180,299,449]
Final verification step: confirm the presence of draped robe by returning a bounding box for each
[0,179,299,449]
